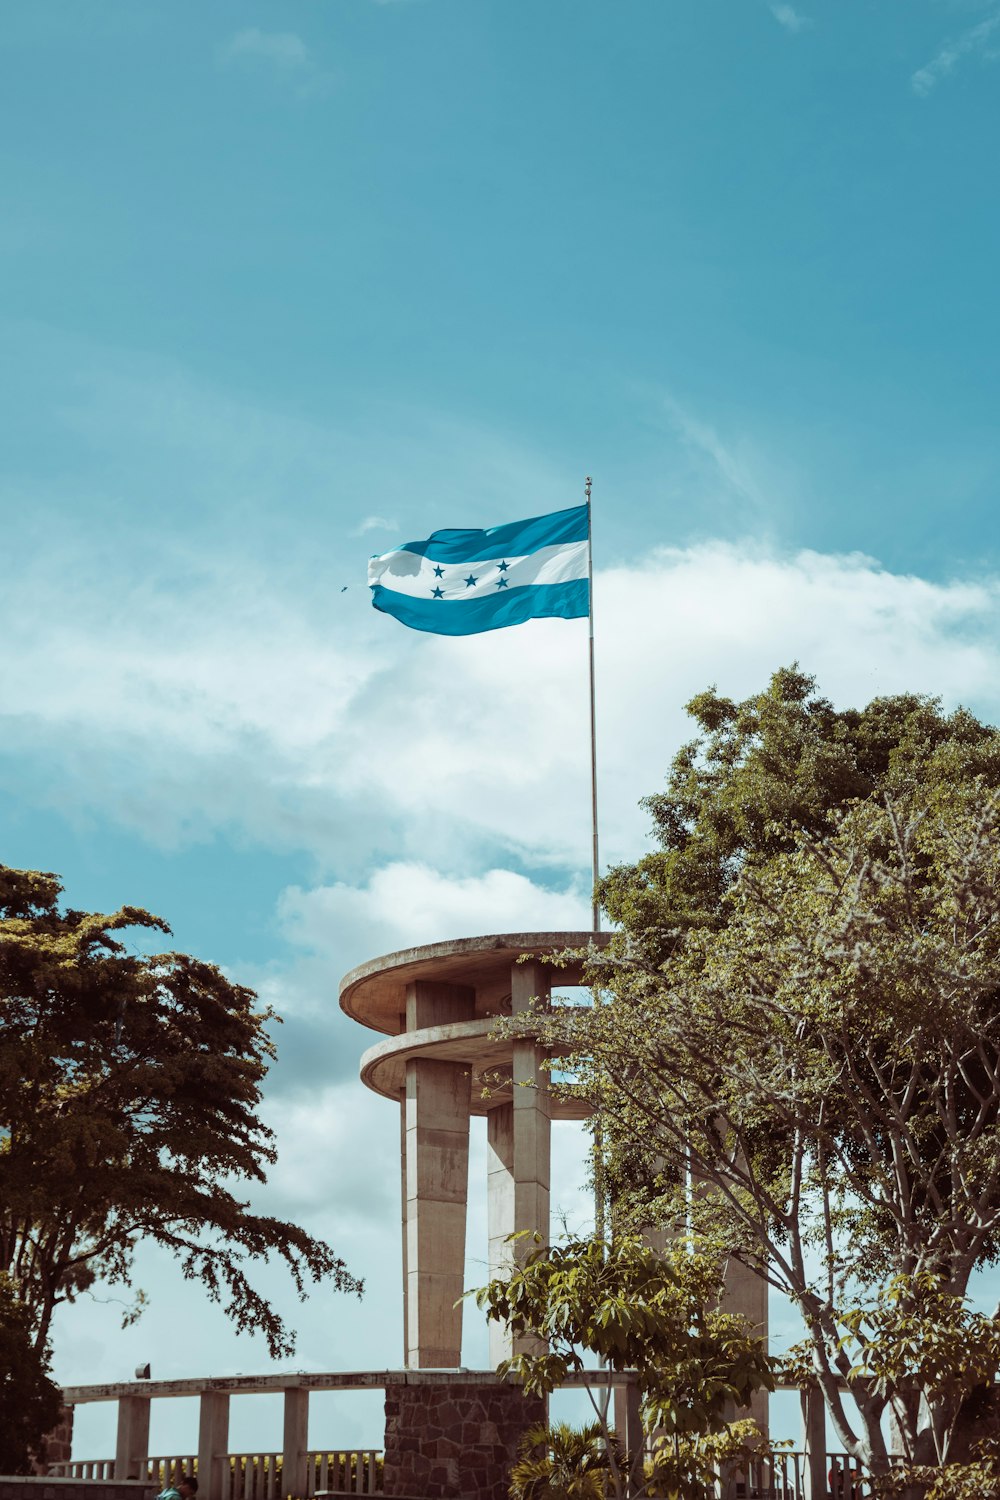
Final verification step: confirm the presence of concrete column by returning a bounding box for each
[486,1103,515,1365]
[400,1096,409,1366]
[692,1154,770,1438]
[720,1254,769,1437]
[405,980,474,1367]
[485,960,551,1363]
[511,962,552,1273]
[197,1391,230,1500]
[114,1394,150,1480]
[282,1388,309,1500]
[618,1377,644,1498]
[512,966,551,1236]
[800,1386,827,1500]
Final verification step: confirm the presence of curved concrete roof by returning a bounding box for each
[358,1018,594,1120]
[339,930,608,1035]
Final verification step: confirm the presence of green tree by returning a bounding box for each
[509,1421,615,1500]
[0,863,362,1359]
[0,1276,63,1474]
[473,1234,773,1500]
[533,670,1000,1493]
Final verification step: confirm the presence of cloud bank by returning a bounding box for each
[912,10,1000,95]
[3,538,999,888]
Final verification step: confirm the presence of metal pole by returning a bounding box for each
[586,476,600,935]
[586,477,611,1421]
[587,476,606,1245]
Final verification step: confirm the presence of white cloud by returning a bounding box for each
[911,10,1000,95]
[354,515,398,536]
[4,535,1000,886]
[278,863,589,971]
[223,28,310,69]
[263,1083,399,1220]
[769,4,810,34]
[661,394,772,518]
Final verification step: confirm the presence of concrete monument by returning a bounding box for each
[339,928,767,1415]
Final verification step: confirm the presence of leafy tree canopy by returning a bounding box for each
[474,1234,773,1500]
[0,1276,62,1474]
[531,670,1000,1488]
[601,664,1000,948]
[0,864,361,1360]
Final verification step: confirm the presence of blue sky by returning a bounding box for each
[4,0,1000,1458]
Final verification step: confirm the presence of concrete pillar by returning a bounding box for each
[400,1097,409,1366]
[282,1388,309,1500]
[616,1377,644,1498]
[486,1103,516,1365]
[485,960,551,1363]
[800,1386,827,1500]
[405,980,474,1367]
[114,1394,150,1480]
[512,964,551,1232]
[197,1391,230,1500]
[692,1154,770,1437]
[721,1254,769,1437]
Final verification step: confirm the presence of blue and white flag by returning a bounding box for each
[368,503,590,635]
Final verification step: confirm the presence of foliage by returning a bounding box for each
[601,664,1000,951]
[525,670,1000,1486]
[510,1422,616,1500]
[0,1275,63,1474]
[646,1418,774,1500]
[0,863,362,1358]
[474,1234,772,1500]
[837,1275,1000,1460]
[874,1437,1000,1500]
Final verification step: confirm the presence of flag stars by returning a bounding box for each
[464,574,479,588]
[431,586,444,598]
[496,577,509,589]
[432,565,445,578]
[497,560,509,571]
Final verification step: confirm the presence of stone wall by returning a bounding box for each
[31,1406,75,1476]
[0,1484,151,1500]
[383,1379,545,1500]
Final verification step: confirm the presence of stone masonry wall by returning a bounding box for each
[383,1380,546,1500]
[0,1485,151,1500]
[31,1406,75,1475]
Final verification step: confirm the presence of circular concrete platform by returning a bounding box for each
[358,1019,594,1119]
[339,930,608,1035]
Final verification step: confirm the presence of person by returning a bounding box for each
[157,1475,197,1500]
[829,1458,861,1500]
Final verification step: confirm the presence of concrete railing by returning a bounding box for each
[57,1371,398,1499]
[54,1369,852,1500]
[49,1451,382,1500]
[48,1464,117,1482]
[740,1453,870,1499]
[50,1449,871,1500]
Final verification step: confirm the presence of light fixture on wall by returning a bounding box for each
[135,1363,151,1380]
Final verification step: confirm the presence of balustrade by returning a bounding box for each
[49,1370,875,1500]
[48,1449,381,1499]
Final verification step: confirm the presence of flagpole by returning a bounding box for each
[587,482,611,1437]
[586,476,600,935]
[585,476,609,1255]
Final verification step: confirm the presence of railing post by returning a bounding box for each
[282,1388,309,1499]
[198,1391,231,1500]
[615,1375,643,1499]
[115,1394,151,1480]
[800,1386,826,1500]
